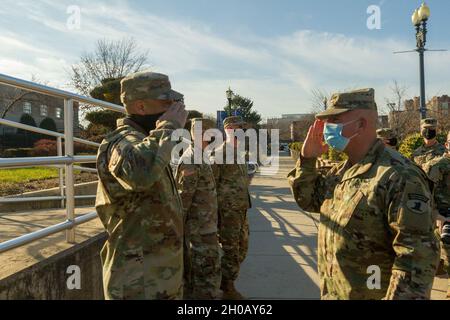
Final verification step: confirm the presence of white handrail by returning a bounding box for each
[0,73,125,113]
[0,118,100,148]
[0,155,97,168]
[0,212,98,253]
[0,73,125,252]
[0,195,97,204]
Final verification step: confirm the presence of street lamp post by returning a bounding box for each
[411,3,431,119]
[226,87,234,115]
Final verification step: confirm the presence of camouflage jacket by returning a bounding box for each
[95,118,184,300]
[175,145,221,299]
[288,140,440,300]
[424,153,450,218]
[412,142,446,169]
[211,142,251,212]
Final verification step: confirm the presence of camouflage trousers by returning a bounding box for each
[183,233,222,300]
[435,228,450,274]
[219,208,249,281]
[434,228,450,298]
[101,251,184,300]
[440,240,450,298]
[442,242,450,274]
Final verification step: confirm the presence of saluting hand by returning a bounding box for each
[158,101,188,129]
[301,120,329,159]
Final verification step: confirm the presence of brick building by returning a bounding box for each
[404,95,449,117]
[0,84,80,136]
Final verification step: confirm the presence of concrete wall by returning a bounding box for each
[0,233,107,300]
[0,181,98,213]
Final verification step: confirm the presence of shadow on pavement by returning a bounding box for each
[236,158,320,299]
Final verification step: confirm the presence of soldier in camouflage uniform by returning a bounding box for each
[288,88,440,300]
[412,118,446,169]
[212,116,251,300]
[376,128,398,150]
[424,131,450,299]
[95,71,188,300]
[175,118,222,299]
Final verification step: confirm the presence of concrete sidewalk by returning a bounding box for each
[236,153,320,299]
[236,153,448,300]
[0,153,447,299]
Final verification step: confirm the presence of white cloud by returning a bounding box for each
[0,34,50,56]
[0,0,449,119]
[0,34,72,88]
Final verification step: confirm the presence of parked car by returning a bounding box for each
[279,143,289,151]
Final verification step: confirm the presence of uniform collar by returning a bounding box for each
[424,139,438,147]
[116,118,148,135]
[341,139,385,182]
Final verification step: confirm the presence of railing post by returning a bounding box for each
[57,137,65,209]
[64,99,76,243]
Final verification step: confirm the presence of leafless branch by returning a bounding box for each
[68,37,149,107]
[0,75,47,119]
[309,88,329,114]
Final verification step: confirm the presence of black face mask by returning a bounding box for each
[126,113,165,133]
[422,128,437,140]
[387,138,398,147]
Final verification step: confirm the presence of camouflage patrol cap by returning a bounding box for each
[223,116,245,128]
[316,88,377,120]
[191,118,216,131]
[376,128,395,140]
[120,70,183,105]
[421,117,437,128]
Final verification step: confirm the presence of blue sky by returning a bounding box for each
[1,0,449,119]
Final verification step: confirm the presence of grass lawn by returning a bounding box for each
[0,167,97,197]
[0,167,60,183]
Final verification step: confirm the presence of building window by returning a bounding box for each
[23,102,32,114]
[442,102,448,110]
[40,105,48,117]
[56,107,62,119]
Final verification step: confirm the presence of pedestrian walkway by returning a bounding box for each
[0,153,447,299]
[236,153,320,299]
[236,153,448,300]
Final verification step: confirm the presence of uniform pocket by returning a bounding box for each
[337,189,365,229]
[104,246,145,299]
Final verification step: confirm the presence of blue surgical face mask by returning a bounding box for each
[323,119,360,152]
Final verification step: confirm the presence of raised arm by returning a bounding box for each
[288,120,329,212]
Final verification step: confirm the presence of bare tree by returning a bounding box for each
[203,112,217,123]
[387,80,407,112]
[309,88,329,114]
[69,37,149,98]
[0,75,47,119]
[383,80,419,139]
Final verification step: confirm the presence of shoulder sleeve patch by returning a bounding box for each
[406,193,430,215]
